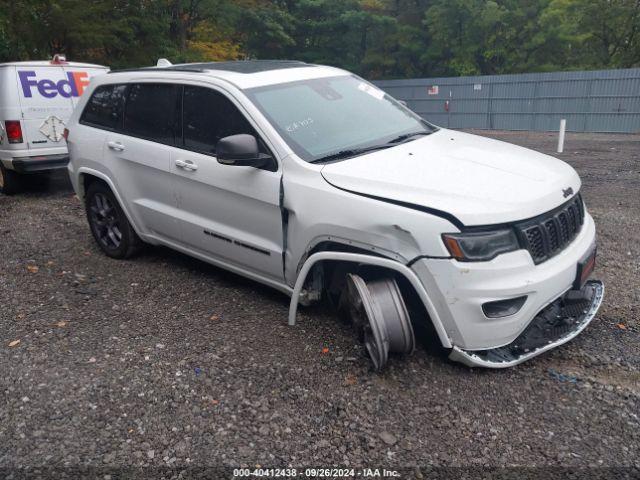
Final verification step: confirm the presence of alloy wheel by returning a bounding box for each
[89,193,122,250]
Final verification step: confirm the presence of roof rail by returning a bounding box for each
[108,66,206,74]
[109,60,311,75]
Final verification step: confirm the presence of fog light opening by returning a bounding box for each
[482,296,528,318]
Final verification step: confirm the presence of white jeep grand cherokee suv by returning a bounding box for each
[66,60,603,370]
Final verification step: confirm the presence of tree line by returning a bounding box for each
[1,0,639,79]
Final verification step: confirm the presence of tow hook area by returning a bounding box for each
[343,273,415,371]
[450,279,605,368]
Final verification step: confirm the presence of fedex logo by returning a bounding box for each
[18,71,90,99]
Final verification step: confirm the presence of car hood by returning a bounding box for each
[320,129,581,227]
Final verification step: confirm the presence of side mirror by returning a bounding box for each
[216,134,273,169]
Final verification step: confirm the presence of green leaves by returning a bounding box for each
[1,0,637,77]
[543,0,640,69]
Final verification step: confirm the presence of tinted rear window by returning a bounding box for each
[80,84,127,130]
[123,83,180,145]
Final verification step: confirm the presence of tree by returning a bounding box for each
[0,0,637,77]
[542,0,640,69]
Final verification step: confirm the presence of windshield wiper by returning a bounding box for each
[310,144,394,164]
[387,131,432,144]
[310,130,433,164]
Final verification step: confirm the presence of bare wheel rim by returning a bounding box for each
[89,193,123,250]
[346,274,389,371]
[363,326,384,371]
[367,278,415,354]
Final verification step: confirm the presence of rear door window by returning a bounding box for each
[80,84,128,130]
[182,85,257,155]
[123,83,180,145]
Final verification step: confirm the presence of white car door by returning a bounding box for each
[101,82,183,242]
[171,85,284,282]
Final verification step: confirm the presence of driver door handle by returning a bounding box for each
[107,141,125,152]
[175,159,198,171]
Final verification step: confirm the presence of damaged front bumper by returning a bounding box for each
[449,280,604,368]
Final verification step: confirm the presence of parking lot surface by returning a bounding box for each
[1,131,639,473]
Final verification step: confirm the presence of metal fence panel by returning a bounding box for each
[374,68,640,133]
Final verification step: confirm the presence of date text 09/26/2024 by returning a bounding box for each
[233,468,401,478]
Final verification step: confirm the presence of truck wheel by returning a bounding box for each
[85,182,142,259]
[0,164,22,195]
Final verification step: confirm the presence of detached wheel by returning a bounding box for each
[344,273,415,371]
[345,274,389,370]
[0,163,23,195]
[85,182,142,259]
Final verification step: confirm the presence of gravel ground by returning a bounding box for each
[1,131,639,477]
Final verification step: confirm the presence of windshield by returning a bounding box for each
[245,75,437,163]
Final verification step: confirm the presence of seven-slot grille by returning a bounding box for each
[516,194,585,264]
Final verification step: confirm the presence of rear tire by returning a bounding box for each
[0,163,23,195]
[85,181,142,259]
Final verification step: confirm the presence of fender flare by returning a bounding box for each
[288,251,452,349]
[77,167,144,239]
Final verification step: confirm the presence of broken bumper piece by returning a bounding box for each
[449,280,604,368]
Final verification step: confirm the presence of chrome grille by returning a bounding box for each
[517,195,584,264]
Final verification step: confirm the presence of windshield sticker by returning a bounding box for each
[286,117,314,133]
[311,83,343,100]
[358,82,385,100]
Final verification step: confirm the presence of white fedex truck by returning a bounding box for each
[0,56,108,194]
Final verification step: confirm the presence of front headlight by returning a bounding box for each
[442,229,520,261]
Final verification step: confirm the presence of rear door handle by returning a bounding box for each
[175,159,198,171]
[107,141,125,152]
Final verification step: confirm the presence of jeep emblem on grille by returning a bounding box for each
[562,187,574,198]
